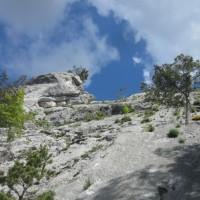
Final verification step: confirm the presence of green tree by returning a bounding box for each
[0,71,28,140]
[68,66,89,82]
[141,54,200,125]
[0,145,54,200]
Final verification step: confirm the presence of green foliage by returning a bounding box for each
[141,54,200,125]
[193,100,200,106]
[81,145,103,159]
[174,108,181,117]
[122,105,134,114]
[179,137,186,144]
[0,145,54,200]
[56,132,65,138]
[0,191,15,200]
[121,115,132,123]
[83,178,93,191]
[68,66,89,82]
[176,123,181,128]
[145,124,155,132]
[36,119,51,130]
[0,71,29,140]
[83,112,105,122]
[141,117,151,124]
[152,104,159,111]
[167,129,180,138]
[122,105,130,114]
[115,115,132,124]
[144,109,155,117]
[190,106,196,113]
[36,191,55,200]
[0,89,26,139]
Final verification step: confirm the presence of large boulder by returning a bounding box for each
[24,72,94,113]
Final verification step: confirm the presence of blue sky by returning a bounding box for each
[0,1,200,100]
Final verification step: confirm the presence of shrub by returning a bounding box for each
[36,119,51,130]
[152,104,159,111]
[122,105,133,114]
[36,191,55,200]
[146,124,155,132]
[81,145,103,159]
[68,66,89,82]
[121,115,131,123]
[0,145,54,200]
[141,117,151,123]
[122,105,130,114]
[167,129,179,138]
[115,118,120,123]
[179,137,186,144]
[190,106,196,113]
[56,132,65,138]
[174,108,181,117]
[95,112,105,120]
[83,112,105,122]
[193,100,200,106]
[192,115,200,121]
[144,109,155,117]
[83,178,93,191]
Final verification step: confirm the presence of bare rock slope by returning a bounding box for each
[1,72,200,200]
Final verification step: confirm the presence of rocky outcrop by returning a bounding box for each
[24,72,94,114]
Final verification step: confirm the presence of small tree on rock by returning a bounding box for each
[68,66,89,82]
[0,145,54,200]
[0,71,28,140]
[141,54,200,125]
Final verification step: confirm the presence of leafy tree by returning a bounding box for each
[0,71,28,140]
[0,145,54,200]
[141,54,200,125]
[68,66,89,82]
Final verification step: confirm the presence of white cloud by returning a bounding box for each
[0,1,119,84]
[88,0,200,81]
[0,0,76,35]
[132,56,141,64]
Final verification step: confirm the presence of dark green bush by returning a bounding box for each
[141,117,151,123]
[179,137,186,144]
[146,124,155,132]
[167,129,179,138]
[190,106,196,113]
[83,178,93,191]
[193,100,200,106]
[68,66,89,82]
[121,115,132,123]
[36,191,55,200]
[144,109,155,117]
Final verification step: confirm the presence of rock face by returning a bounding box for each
[24,72,94,114]
[1,73,200,200]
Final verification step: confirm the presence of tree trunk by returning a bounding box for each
[185,96,190,125]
